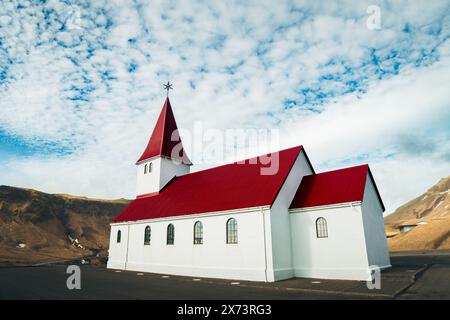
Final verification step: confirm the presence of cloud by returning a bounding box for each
[0,0,449,214]
[278,57,450,212]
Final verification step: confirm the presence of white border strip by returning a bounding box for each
[111,205,271,226]
[289,201,362,214]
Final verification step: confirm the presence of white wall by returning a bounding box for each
[360,173,391,269]
[159,157,190,190]
[290,204,372,281]
[107,224,129,270]
[135,156,190,196]
[269,150,314,281]
[107,208,272,282]
[136,157,161,196]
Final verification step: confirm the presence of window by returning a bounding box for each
[193,221,203,244]
[167,224,175,245]
[144,163,152,174]
[144,226,151,245]
[117,230,121,243]
[316,217,328,238]
[226,218,238,244]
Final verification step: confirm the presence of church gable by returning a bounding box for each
[289,164,385,211]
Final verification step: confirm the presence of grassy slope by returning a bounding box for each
[384,176,450,251]
[0,185,129,264]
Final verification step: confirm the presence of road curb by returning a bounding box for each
[392,264,430,298]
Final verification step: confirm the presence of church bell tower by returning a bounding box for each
[135,96,192,198]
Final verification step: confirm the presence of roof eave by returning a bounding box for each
[289,201,363,213]
[135,154,193,166]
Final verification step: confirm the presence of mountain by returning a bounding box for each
[0,185,130,265]
[385,176,450,251]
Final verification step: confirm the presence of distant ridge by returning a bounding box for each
[0,185,130,265]
[385,176,450,251]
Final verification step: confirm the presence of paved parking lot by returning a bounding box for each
[1,250,449,299]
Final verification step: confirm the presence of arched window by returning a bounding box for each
[226,218,238,244]
[117,230,121,243]
[144,226,151,245]
[144,164,148,174]
[193,221,203,244]
[167,224,175,245]
[148,162,152,173]
[316,217,328,238]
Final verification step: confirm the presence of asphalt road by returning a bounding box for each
[0,264,344,300]
[391,250,450,300]
[1,250,449,300]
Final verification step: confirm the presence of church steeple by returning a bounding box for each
[137,97,192,165]
[135,97,192,198]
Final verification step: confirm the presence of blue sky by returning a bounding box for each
[0,0,449,213]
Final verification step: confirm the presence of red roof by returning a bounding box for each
[113,146,303,223]
[137,97,192,164]
[290,164,384,211]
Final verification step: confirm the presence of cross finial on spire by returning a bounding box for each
[163,81,173,96]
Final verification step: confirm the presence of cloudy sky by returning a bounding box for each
[0,0,449,214]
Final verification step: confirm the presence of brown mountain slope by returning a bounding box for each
[385,176,450,251]
[0,185,130,265]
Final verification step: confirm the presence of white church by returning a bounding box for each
[107,97,391,282]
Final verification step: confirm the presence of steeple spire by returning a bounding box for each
[136,97,192,165]
[163,81,173,97]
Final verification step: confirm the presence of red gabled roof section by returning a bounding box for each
[290,164,384,211]
[113,146,303,223]
[136,97,192,165]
